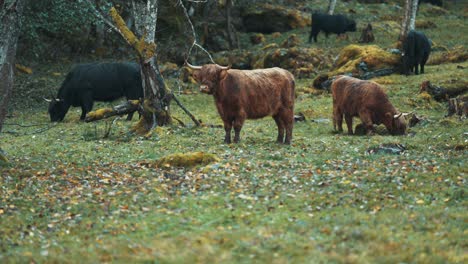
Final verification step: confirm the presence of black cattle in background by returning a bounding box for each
[46,62,143,122]
[402,30,431,75]
[308,13,356,43]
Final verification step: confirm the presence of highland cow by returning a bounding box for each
[187,63,295,144]
[331,76,407,135]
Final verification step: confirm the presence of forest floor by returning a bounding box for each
[1,1,467,263]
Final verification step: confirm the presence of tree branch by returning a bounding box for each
[177,0,215,63]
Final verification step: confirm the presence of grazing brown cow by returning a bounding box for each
[187,63,295,144]
[331,76,407,135]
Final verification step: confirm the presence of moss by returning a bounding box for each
[329,45,400,76]
[15,64,32,74]
[280,34,300,48]
[109,7,156,60]
[86,108,114,120]
[155,152,219,168]
[416,20,437,29]
[250,33,266,45]
[252,47,331,77]
[428,46,468,65]
[271,32,281,38]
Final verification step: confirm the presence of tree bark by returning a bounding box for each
[327,0,337,15]
[107,0,171,133]
[0,0,24,133]
[399,0,419,44]
[225,0,236,50]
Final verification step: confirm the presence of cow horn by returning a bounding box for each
[184,61,202,70]
[218,64,231,70]
[393,113,403,119]
[43,97,52,103]
[402,112,412,117]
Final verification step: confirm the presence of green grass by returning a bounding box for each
[1,1,467,263]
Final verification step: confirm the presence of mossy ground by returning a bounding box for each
[1,1,467,263]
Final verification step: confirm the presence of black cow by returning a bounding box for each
[308,13,356,43]
[402,30,431,75]
[46,62,143,122]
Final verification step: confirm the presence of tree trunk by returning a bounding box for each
[225,0,236,50]
[0,0,24,133]
[124,0,171,132]
[399,0,418,44]
[327,0,337,15]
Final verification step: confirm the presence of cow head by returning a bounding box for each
[44,97,67,122]
[186,62,230,94]
[346,19,357,32]
[386,112,408,135]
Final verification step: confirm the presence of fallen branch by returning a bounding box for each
[85,100,141,122]
[171,94,201,127]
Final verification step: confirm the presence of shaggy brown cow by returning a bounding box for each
[187,63,295,144]
[331,76,407,135]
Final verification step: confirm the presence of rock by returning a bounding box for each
[241,4,310,33]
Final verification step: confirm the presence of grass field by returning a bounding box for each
[1,1,467,263]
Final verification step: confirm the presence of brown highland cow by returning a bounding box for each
[331,75,407,135]
[187,63,295,144]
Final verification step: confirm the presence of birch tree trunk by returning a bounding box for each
[129,0,171,131]
[327,0,337,15]
[0,0,24,133]
[399,0,419,43]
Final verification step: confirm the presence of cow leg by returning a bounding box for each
[81,102,93,121]
[223,120,232,144]
[273,115,285,143]
[310,27,320,43]
[283,109,294,145]
[333,107,343,132]
[80,92,93,121]
[233,118,245,143]
[359,111,374,135]
[345,114,353,135]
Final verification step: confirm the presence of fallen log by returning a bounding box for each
[85,100,141,122]
[420,80,468,102]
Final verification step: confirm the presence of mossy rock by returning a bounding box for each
[241,4,310,33]
[252,47,332,78]
[280,34,300,48]
[416,20,437,29]
[155,152,219,168]
[428,46,468,65]
[213,50,253,69]
[329,44,400,76]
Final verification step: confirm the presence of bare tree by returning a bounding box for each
[399,0,419,44]
[328,0,337,15]
[0,0,24,133]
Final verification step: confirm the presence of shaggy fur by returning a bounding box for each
[192,64,295,144]
[331,76,407,135]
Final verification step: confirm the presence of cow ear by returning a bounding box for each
[219,69,229,80]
